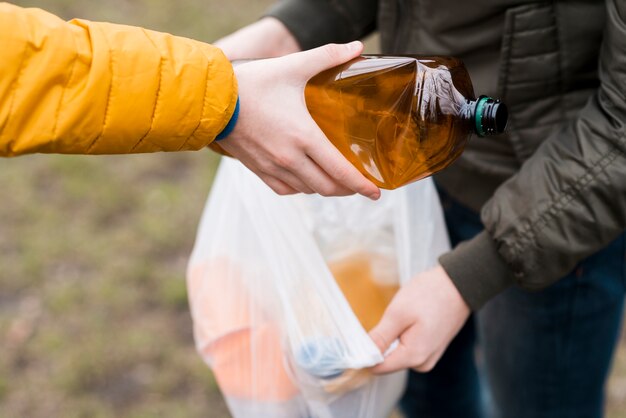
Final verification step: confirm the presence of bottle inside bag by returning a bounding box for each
[294,251,400,389]
[329,253,398,331]
[305,55,508,189]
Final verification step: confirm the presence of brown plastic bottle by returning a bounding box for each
[304,55,508,189]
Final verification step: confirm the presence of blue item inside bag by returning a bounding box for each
[296,337,347,379]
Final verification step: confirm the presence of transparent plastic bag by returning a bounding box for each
[187,158,450,418]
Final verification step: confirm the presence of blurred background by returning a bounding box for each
[0,1,624,417]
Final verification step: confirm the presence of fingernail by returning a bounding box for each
[369,190,381,200]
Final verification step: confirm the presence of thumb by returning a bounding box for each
[294,41,364,77]
[368,312,408,355]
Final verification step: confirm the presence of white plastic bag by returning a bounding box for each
[187,158,449,418]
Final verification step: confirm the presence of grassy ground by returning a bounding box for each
[1,1,625,417]
[1,1,272,417]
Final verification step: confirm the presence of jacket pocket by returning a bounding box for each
[497,3,562,103]
[497,3,565,161]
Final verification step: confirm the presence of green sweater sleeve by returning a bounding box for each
[266,0,378,50]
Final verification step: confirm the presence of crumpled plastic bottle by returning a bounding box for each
[305,55,508,189]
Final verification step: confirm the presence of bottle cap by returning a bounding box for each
[473,96,508,136]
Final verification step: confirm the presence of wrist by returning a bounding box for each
[438,231,515,310]
[433,265,471,314]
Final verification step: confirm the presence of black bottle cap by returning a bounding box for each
[471,96,508,136]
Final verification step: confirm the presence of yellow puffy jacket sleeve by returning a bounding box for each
[0,2,238,156]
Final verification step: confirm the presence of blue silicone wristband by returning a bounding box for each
[215,96,240,141]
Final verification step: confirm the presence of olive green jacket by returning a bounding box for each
[268,0,626,309]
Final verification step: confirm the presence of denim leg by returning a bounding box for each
[400,189,485,418]
[399,319,483,418]
[402,187,626,418]
[479,234,626,418]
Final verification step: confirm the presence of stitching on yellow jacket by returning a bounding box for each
[0,2,237,156]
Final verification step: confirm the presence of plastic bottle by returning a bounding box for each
[304,55,508,189]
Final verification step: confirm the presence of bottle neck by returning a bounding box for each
[465,96,508,137]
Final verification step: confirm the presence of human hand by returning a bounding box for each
[219,42,381,199]
[214,17,301,60]
[368,265,470,373]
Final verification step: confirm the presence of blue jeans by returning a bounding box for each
[400,190,626,418]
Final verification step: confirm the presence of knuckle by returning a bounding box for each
[275,186,293,196]
[409,349,428,368]
[266,179,293,196]
[369,329,388,352]
[323,43,342,62]
[294,131,311,148]
[318,183,341,197]
[415,360,436,373]
[330,163,351,182]
[267,184,282,194]
[257,160,275,176]
[274,153,297,171]
[332,166,362,191]
[385,305,407,322]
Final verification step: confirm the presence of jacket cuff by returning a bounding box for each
[439,231,515,311]
[215,96,240,141]
[266,1,354,50]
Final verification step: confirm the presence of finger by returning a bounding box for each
[368,310,411,355]
[291,41,364,78]
[370,341,414,374]
[256,171,298,195]
[412,351,441,373]
[305,139,380,199]
[228,150,304,195]
[287,156,354,196]
[245,149,315,194]
[257,134,361,196]
[272,167,315,194]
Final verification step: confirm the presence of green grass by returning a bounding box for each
[1,1,625,417]
[0,153,231,418]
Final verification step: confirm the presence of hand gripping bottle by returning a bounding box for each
[305,55,508,189]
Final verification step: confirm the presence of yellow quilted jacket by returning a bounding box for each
[0,2,237,156]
